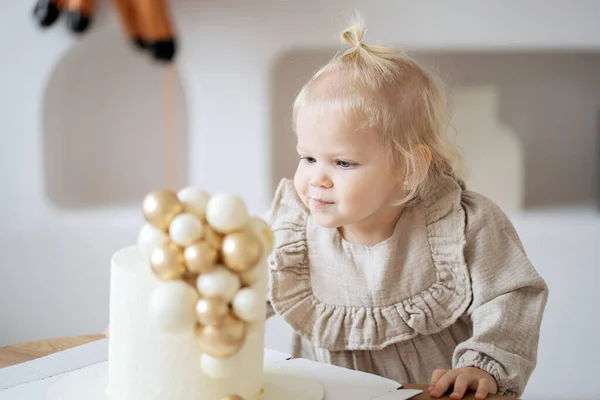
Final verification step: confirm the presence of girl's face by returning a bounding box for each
[294,107,403,233]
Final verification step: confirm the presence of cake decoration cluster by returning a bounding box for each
[136,186,273,382]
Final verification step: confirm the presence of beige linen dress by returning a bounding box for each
[266,174,548,398]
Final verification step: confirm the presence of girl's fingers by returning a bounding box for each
[450,373,477,400]
[430,369,460,398]
[429,369,447,396]
[430,369,447,387]
[475,377,496,399]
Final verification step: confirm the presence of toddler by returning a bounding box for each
[266,17,548,400]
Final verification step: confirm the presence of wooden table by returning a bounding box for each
[0,334,105,368]
[0,336,512,399]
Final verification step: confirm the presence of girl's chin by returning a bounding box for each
[311,213,343,229]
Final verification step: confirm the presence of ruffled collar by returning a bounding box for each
[267,175,472,351]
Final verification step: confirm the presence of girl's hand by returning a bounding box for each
[429,367,498,399]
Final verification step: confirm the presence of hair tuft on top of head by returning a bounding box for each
[340,20,365,48]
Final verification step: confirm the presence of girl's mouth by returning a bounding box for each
[310,196,334,209]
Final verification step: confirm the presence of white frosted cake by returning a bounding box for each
[107,187,272,400]
[45,186,327,400]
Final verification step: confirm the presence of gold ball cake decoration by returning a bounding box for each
[150,241,186,280]
[222,228,263,273]
[204,225,225,251]
[142,189,184,231]
[137,186,274,388]
[195,314,246,358]
[195,296,229,326]
[184,241,218,274]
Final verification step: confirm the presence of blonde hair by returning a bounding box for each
[292,16,463,206]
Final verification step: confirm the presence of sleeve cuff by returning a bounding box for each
[455,350,518,398]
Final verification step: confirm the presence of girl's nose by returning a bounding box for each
[309,170,333,189]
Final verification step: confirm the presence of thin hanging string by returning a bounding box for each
[163,63,178,191]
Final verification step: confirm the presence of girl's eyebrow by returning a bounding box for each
[297,147,364,159]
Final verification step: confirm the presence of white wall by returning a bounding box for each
[43,35,189,209]
[271,50,600,209]
[1,1,599,399]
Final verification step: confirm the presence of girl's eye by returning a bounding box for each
[337,160,355,169]
[301,156,316,164]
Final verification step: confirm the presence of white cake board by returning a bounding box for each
[45,360,324,400]
[46,359,422,400]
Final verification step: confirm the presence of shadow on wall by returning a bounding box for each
[270,50,600,210]
[43,31,189,210]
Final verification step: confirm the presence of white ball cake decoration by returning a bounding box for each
[206,193,249,234]
[137,186,274,395]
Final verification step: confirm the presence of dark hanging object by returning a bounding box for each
[32,0,178,63]
[65,0,94,34]
[110,0,178,63]
[33,0,62,27]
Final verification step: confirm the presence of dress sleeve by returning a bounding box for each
[262,208,275,319]
[453,192,549,397]
[262,181,286,320]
